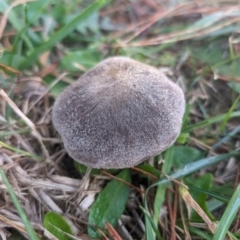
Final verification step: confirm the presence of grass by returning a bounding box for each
[0,0,240,239]
[0,168,39,240]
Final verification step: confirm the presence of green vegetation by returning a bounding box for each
[0,0,240,239]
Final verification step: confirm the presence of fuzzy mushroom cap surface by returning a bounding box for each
[52,57,185,169]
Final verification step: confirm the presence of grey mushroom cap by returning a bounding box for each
[52,57,185,169]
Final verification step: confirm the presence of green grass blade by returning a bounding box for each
[145,215,155,240]
[207,199,224,212]
[0,0,33,50]
[0,168,40,240]
[212,53,240,69]
[153,146,174,237]
[0,128,30,136]
[10,0,56,62]
[213,184,240,240]
[213,125,240,150]
[227,232,239,240]
[218,95,240,132]
[189,186,230,203]
[140,206,162,240]
[144,151,240,239]
[188,226,212,240]
[149,151,240,188]
[19,0,112,69]
[182,111,240,132]
[0,141,43,161]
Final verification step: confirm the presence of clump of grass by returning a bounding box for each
[0,0,240,239]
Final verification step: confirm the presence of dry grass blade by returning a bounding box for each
[0,214,27,235]
[26,72,68,114]
[43,229,59,240]
[131,166,158,180]
[0,63,21,75]
[169,185,178,240]
[106,222,123,240]
[179,196,191,240]
[0,89,49,159]
[115,16,240,47]
[110,1,193,40]
[110,1,240,48]
[101,170,146,195]
[0,0,36,39]
[179,185,217,234]
[0,141,42,161]
[122,2,191,43]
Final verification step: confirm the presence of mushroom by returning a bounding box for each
[52,57,185,169]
